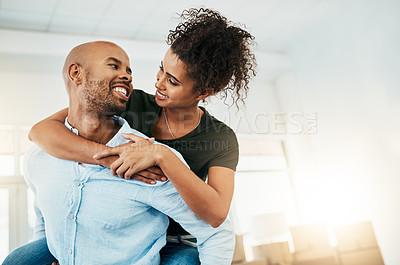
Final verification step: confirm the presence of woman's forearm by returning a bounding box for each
[29,109,108,164]
[92,135,234,225]
[157,149,234,228]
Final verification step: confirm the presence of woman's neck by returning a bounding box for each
[153,106,203,140]
[163,106,201,125]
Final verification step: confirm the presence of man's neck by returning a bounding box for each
[67,109,121,145]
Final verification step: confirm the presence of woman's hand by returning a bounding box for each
[93,133,169,182]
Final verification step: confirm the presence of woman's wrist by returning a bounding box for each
[155,145,173,168]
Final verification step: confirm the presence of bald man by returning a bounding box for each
[3,41,234,265]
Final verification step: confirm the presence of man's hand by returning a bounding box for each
[96,154,119,168]
[131,166,167,184]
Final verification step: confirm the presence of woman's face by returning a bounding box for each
[155,48,202,109]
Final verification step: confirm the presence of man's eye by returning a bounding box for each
[159,65,164,72]
[110,64,118,69]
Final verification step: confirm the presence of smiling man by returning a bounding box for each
[4,41,234,265]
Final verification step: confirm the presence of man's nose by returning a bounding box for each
[120,72,132,83]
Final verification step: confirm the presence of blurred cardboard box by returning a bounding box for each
[252,241,292,265]
[339,248,384,265]
[233,259,268,265]
[290,223,339,265]
[292,255,338,265]
[293,247,336,261]
[335,221,378,252]
[232,234,246,263]
[250,213,289,243]
[290,222,331,252]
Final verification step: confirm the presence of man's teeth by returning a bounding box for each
[114,87,127,96]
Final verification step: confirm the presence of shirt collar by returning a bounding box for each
[64,117,79,135]
[106,116,132,147]
[64,116,131,147]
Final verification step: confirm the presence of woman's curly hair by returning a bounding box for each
[167,8,257,107]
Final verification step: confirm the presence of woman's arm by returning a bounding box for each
[94,134,234,228]
[158,155,234,228]
[29,108,106,164]
[29,109,166,183]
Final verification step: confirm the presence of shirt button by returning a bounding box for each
[74,181,81,187]
[68,214,74,220]
[68,249,72,255]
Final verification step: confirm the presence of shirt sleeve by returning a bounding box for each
[23,146,46,240]
[149,182,235,265]
[32,196,46,240]
[207,128,239,171]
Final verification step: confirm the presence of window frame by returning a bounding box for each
[0,125,31,257]
[229,134,301,242]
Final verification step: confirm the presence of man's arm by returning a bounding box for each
[149,181,235,265]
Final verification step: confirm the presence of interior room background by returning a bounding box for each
[0,0,399,264]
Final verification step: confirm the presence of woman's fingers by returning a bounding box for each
[110,158,124,176]
[93,146,123,159]
[121,133,148,142]
[116,162,131,179]
[93,137,153,160]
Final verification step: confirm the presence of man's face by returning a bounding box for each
[80,44,133,116]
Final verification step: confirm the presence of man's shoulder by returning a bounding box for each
[115,116,150,140]
[23,144,66,180]
[25,144,48,163]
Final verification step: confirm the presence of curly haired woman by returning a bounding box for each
[5,8,256,265]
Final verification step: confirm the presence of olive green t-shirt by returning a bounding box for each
[121,89,239,235]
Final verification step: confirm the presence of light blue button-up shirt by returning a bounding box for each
[24,116,234,265]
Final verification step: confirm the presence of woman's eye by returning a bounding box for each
[168,78,178,86]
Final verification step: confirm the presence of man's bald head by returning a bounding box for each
[62,40,133,118]
[62,41,127,92]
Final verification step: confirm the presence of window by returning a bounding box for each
[0,126,32,263]
[0,189,9,262]
[230,136,298,247]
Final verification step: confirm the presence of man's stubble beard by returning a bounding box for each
[83,78,126,117]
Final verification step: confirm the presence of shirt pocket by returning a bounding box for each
[82,182,138,229]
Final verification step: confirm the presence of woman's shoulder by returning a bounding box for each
[202,108,236,134]
[131,89,155,101]
[126,89,158,111]
[199,108,238,145]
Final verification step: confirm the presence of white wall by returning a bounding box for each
[278,1,400,264]
[0,29,289,129]
[0,30,165,126]
[2,1,398,262]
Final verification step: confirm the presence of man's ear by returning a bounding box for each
[196,88,214,101]
[68,64,82,85]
